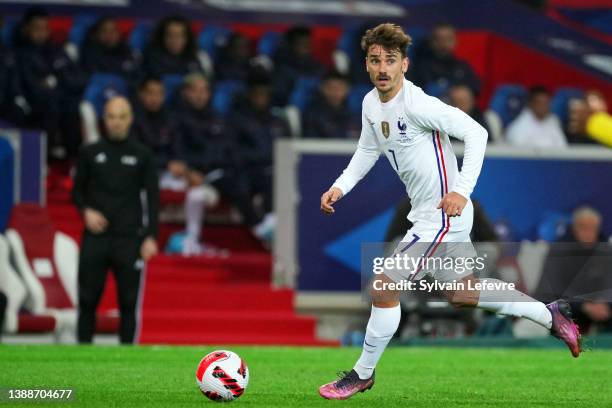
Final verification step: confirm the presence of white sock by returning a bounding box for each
[353,304,401,380]
[185,186,206,243]
[476,279,552,329]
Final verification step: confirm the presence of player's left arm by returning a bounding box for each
[412,94,488,217]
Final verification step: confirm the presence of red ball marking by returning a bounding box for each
[196,351,229,382]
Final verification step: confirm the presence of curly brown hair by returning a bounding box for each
[361,23,412,57]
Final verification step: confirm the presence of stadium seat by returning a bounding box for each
[6,204,119,340]
[589,11,612,35]
[128,21,153,55]
[0,138,14,232]
[0,234,27,333]
[347,84,371,115]
[333,25,362,74]
[212,80,244,115]
[68,14,97,48]
[405,26,427,60]
[64,14,97,61]
[198,25,231,61]
[288,76,320,112]
[80,73,128,144]
[488,84,528,128]
[162,74,184,106]
[1,18,18,47]
[257,31,281,57]
[550,87,584,126]
[536,211,570,242]
[253,31,281,70]
[425,80,451,98]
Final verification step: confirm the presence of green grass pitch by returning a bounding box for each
[1,345,611,407]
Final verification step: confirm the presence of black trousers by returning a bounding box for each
[0,291,6,339]
[78,232,143,344]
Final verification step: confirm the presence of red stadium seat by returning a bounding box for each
[5,204,119,340]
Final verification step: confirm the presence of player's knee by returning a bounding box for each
[447,290,478,308]
[370,287,400,306]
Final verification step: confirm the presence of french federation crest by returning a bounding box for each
[398,117,407,136]
[381,121,390,138]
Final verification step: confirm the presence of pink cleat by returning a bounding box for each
[318,370,375,400]
[547,299,582,358]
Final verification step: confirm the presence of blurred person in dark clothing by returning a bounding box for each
[132,77,175,171]
[72,96,158,344]
[272,26,324,104]
[230,70,289,235]
[409,23,480,95]
[216,33,253,82]
[14,7,86,157]
[172,74,264,252]
[81,17,138,80]
[303,70,359,139]
[535,206,612,333]
[448,83,490,140]
[0,37,27,124]
[143,16,202,78]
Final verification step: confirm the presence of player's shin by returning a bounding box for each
[475,278,552,329]
[353,303,401,380]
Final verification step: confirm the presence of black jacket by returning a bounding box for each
[410,54,481,95]
[230,101,289,166]
[303,94,360,139]
[81,41,138,79]
[132,105,175,170]
[171,103,235,172]
[142,47,202,77]
[72,136,159,238]
[14,37,86,106]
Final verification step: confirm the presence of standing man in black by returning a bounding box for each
[72,96,159,344]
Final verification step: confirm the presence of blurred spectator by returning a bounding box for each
[567,97,599,145]
[535,206,612,333]
[230,70,290,237]
[447,83,491,140]
[567,90,612,148]
[81,17,138,80]
[346,22,376,85]
[506,86,567,148]
[216,33,253,81]
[143,16,202,78]
[273,26,324,104]
[14,7,86,157]
[172,74,263,253]
[303,70,359,139]
[132,77,176,173]
[0,34,26,124]
[409,23,480,95]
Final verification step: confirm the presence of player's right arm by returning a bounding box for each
[321,100,380,215]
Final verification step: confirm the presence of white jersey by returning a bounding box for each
[332,79,488,233]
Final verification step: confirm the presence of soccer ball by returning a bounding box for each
[196,350,249,402]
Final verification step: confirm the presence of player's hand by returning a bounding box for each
[84,208,108,234]
[320,187,343,215]
[437,192,467,217]
[140,237,159,262]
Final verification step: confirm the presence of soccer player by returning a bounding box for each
[318,23,581,400]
